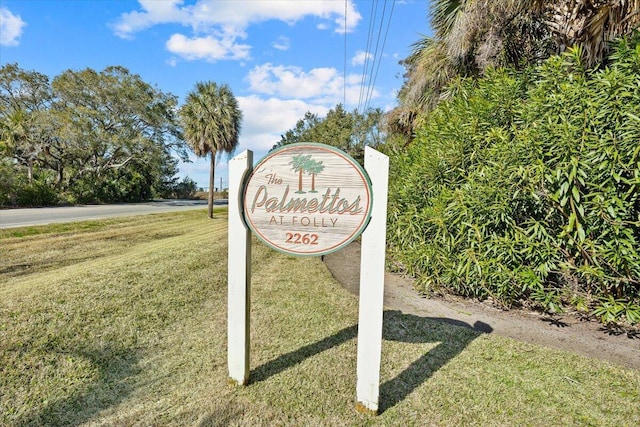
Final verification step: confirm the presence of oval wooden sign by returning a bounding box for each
[243,143,373,256]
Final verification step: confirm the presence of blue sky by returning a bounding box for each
[1,0,431,189]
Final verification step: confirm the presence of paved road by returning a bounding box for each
[0,199,227,229]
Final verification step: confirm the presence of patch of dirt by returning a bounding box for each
[324,241,640,370]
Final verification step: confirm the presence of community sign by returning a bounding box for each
[243,143,373,256]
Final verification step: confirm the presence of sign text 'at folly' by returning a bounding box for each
[243,143,372,256]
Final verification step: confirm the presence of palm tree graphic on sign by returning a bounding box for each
[306,159,325,193]
[289,154,324,193]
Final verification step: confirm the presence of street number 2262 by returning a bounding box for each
[285,232,319,245]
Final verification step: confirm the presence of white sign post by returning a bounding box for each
[227,150,253,386]
[355,146,389,414]
[228,143,388,413]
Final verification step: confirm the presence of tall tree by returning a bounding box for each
[51,66,184,202]
[428,0,639,70]
[180,81,242,218]
[273,105,383,165]
[1,64,185,205]
[1,109,35,182]
[0,64,53,183]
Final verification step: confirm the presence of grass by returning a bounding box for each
[1,209,639,426]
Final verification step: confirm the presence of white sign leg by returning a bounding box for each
[355,146,389,414]
[228,150,253,385]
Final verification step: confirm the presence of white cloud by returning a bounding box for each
[247,64,337,98]
[0,7,26,47]
[112,0,361,62]
[351,50,372,66]
[114,0,360,37]
[111,0,187,39]
[272,36,290,51]
[166,33,250,62]
[246,63,377,106]
[237,95,328,152]
[176,64,359,184]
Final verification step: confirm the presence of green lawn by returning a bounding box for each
[1,210,638,426]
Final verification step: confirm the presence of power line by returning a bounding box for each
[358,0,378,111]
[353,0,398,112]
[364,0,395,111]
[363,0,387,111]
[344,0,347,106]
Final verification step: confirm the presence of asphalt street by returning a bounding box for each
[0,199,227,229]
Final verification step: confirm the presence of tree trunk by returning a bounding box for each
[208,152,215,218]
[57,165,64,187]
[27,159,33,184]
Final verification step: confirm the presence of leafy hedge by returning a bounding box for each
[387,36,640,326]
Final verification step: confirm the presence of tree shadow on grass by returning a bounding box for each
[250,310,491,413]
[17,345,140,427]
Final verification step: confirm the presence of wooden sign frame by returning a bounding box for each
[228,144,388,414]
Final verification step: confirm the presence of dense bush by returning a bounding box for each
[0,164,60,207]
[387,36,640,326]
[16,181,59,206]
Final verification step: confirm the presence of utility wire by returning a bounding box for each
[358,0,377,112]
[364,0,395,111]
[363,0,389,112]
[344,0,347,106]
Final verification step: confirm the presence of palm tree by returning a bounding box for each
[387,0,541,141]
[179,82,241,218]
[1,108,38,183]
[429,0,546,72]
[306,159,325,193]
[289,154,312,193]
[429,0,640,69]
[387,36,456,142]
[387,0,640,140]
[534,0,640,67]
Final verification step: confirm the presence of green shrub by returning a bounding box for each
[173,176,197,199]
[0,160,19,206]
[16,180,59,206]
[388,35,640,326]
[0,163,61,207]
